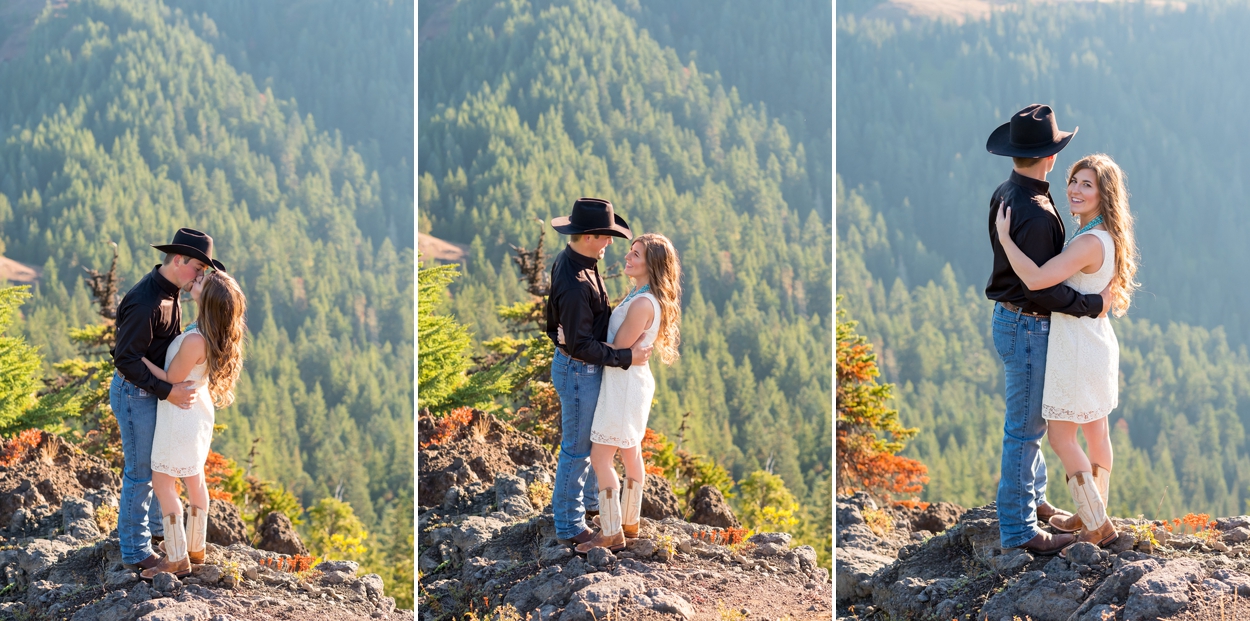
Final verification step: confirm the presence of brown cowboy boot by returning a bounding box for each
[594,477,644,538]
[142,512,191,579]
[1049,464,1111,533]
[1016,530,1076,556]
[576,487,625,553]
[1037,501,1073,524]
[159,503,208,564]
[1060,471,1117,558]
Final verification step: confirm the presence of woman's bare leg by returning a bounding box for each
[1047,420,1092,476]
[589,443,620,491]
[619,444,645,483]
[182,473,208,511]
[151,472,182,518]
[1081,417,1113,472]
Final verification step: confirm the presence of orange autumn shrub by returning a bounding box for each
[420,407,475,448]
[0,429,43,467]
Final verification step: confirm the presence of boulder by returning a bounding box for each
[640,476,681,521]
[495,474,534,517]
[979,570,1085,621]
[687,485,739,528]
[1123,558,1204,621]
[207,499,248,547]
[912,501,963,533]
[835,546,894,602]
[256,511,308,556]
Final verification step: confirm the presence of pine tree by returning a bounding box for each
[835,299,928,499]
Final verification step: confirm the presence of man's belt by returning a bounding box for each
[1000,300,1050,318]
[557,344,587,362]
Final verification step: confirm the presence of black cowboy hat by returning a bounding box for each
[551,198,632,239]
[151,228,216,267]
[986,104,1078,159]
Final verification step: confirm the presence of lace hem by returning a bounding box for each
[1041,403,1115,423]
[590,430,639,448]
[151,461,204,477]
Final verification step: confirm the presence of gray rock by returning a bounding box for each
[206,500,248,547]
[322,570,355,585]
[19,539,72,578]
[1065,542,1102,567]
[256,511,308,556]
[586,546,615,571]
[1204,577,1236,594]
[516,465,554,487]
[1123,558,1204,621]
[105,568,139,588]
[495,474,534,517]
[560,575,646,621]
[646,587,694,619]
[627,538,656,558]
[315,559,359,575]
[442,486,462,512]
[748,532,792,547]
[989,547,1033,573]
[979,570,1083,621]
[135,600,217,620]
[641,476,682,521]
[754,542,789,557]
[835,546,894,602]
[193,564,222,584]
[1224,526,1250,544]
[450,516,508,555]
[152,571,182,594]
[1069,558,1162,620]
[61,497,101,542]
[540,540,574,563]
[1211,568,1250,596]
[792,546,821,579]
[1215,515,1250,531]
[688,485,739,528]
[356,573,386,600]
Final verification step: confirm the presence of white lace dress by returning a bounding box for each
[590,292,661,448]
[150,327,215,477]
[1042,229,1119,423]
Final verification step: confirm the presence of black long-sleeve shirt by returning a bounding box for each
[986,171,1104,317]
[544,245,632,369]
[110,266,182,399]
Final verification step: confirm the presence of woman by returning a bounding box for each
[141,269,247,578]
[995,153,1139,551]
[576,233,682,553]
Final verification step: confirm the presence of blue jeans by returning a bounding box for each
[551,349,603,539]
[110,372,165,563]
[992,303,1052,548]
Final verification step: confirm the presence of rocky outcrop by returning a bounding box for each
[836,491,1250,621]
[0,431,409,620]
[418,411,830,620]
[207,497,249,547]
[688,485,739,528]
[256,511,309,556]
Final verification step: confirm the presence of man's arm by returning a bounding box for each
[113,301,175,399]
[1011,217,1104,317]
[558,288,633,369]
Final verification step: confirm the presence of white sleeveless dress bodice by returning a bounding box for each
[150,327,216,477]
[591,292,662,448]
[1042,229,1119,423]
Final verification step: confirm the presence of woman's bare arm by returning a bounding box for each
[996,203,1103,291]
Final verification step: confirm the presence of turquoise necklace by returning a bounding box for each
[622,283,651,304]
[1073,214,1104,237]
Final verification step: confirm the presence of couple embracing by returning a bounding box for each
[111,229,247,578]
[987,104,1140,557]
[544,198,682,553]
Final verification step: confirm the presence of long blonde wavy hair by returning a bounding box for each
[629,233,682,365]
[197,271,247,407]
[1068,153,1140,317]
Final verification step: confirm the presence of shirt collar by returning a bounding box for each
[565,245,599,269]
[151,265,181,297]
[1009,170,1050,195]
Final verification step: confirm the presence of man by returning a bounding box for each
[110,228,218,569]
[546,198,653,546]
[985,104,1111,555]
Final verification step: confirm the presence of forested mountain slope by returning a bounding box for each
[838,0,1250,343]
[838,179,1250,520]
[418,0,832,543]
[0,0,412,537]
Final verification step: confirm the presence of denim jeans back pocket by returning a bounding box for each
[576,364,599,376]
[992,318,1018,360]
